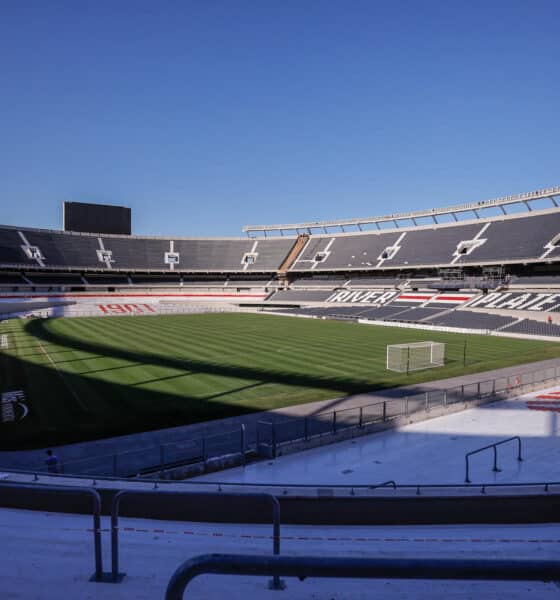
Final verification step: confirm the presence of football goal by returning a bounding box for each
[386,341,445,373]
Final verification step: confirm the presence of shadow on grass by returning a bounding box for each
[1,316,551,451]
[0,317,392,449]
[25,318,388,396]
[0,348,266,450]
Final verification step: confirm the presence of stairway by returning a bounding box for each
[277,234,309,276]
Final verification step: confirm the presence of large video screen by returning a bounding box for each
[63,202,131,235]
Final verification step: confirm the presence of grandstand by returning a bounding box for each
[2,188,560,599]
[0,188,559,334]
[1,207,559,276]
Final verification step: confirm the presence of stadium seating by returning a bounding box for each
[465,291,560,312]
[290,276,347,287]
[0,228,28,264]
[346,276,399,287]
[2,206,560,341]
[388,223,483,267]
[0,225,295,272]
[243,239,297,273]
[226,279,274,287]
[0,272,28,285]
[84,273,130,285]
[274,303,525,333]
[1,210,559,275]
[268,289,334,302]
[289,212,560,272]
[427,311,516,330]
[354,305,412,319]
[25,273,84,286]
[385,306,449,321]
[427,277,502,290]
[455,213,559,264]
[510,275,560,285]
[182,278,227,286]
[130,274,181,285]
[319,306,371,318]
[500,319,560,337]
[291,230,402,270]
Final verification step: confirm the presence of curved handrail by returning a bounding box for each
[369,480,396,490]
[0,481,104,581]
[109,490,280,583]
[165,553,560,599]
[465,436,523,483]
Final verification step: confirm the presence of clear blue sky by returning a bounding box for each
[1,1,559,236]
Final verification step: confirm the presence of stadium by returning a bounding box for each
[2,188,560,598]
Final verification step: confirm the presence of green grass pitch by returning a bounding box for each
[1,312,560,449]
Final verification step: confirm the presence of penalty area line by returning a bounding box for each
[37,341,89,414]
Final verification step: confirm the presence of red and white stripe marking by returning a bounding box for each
[62,525,560,544]
[527,390,560,412]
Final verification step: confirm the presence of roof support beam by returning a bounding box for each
[242,186,560,236]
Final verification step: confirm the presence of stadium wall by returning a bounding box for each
[0,480,558,525]
[0,292,268,318]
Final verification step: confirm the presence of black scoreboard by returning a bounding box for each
[63,202,131,235]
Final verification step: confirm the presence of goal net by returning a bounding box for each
[386,341,445,373]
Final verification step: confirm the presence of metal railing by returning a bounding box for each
[372,480,396,490]
[6,467,560,498]
[0,481,105,582]
[40,425,249,478]
[257,364,560,458]
[109,490,280,586]
[165,553,560,599]
[465,437,523,483]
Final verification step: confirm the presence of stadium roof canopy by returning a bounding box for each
[243,186,560,237]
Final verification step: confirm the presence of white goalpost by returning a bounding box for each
[386,341,445,373]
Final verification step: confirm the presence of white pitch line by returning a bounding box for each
[37,341,88,412]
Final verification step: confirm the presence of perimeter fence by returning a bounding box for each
[33,426,249,478]
[255,363,560,458]
[19,362,560,478]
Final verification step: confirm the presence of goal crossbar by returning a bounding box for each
[386,341,445,373]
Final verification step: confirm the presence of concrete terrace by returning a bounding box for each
[1,507,559,599]
[196,387,560,487]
